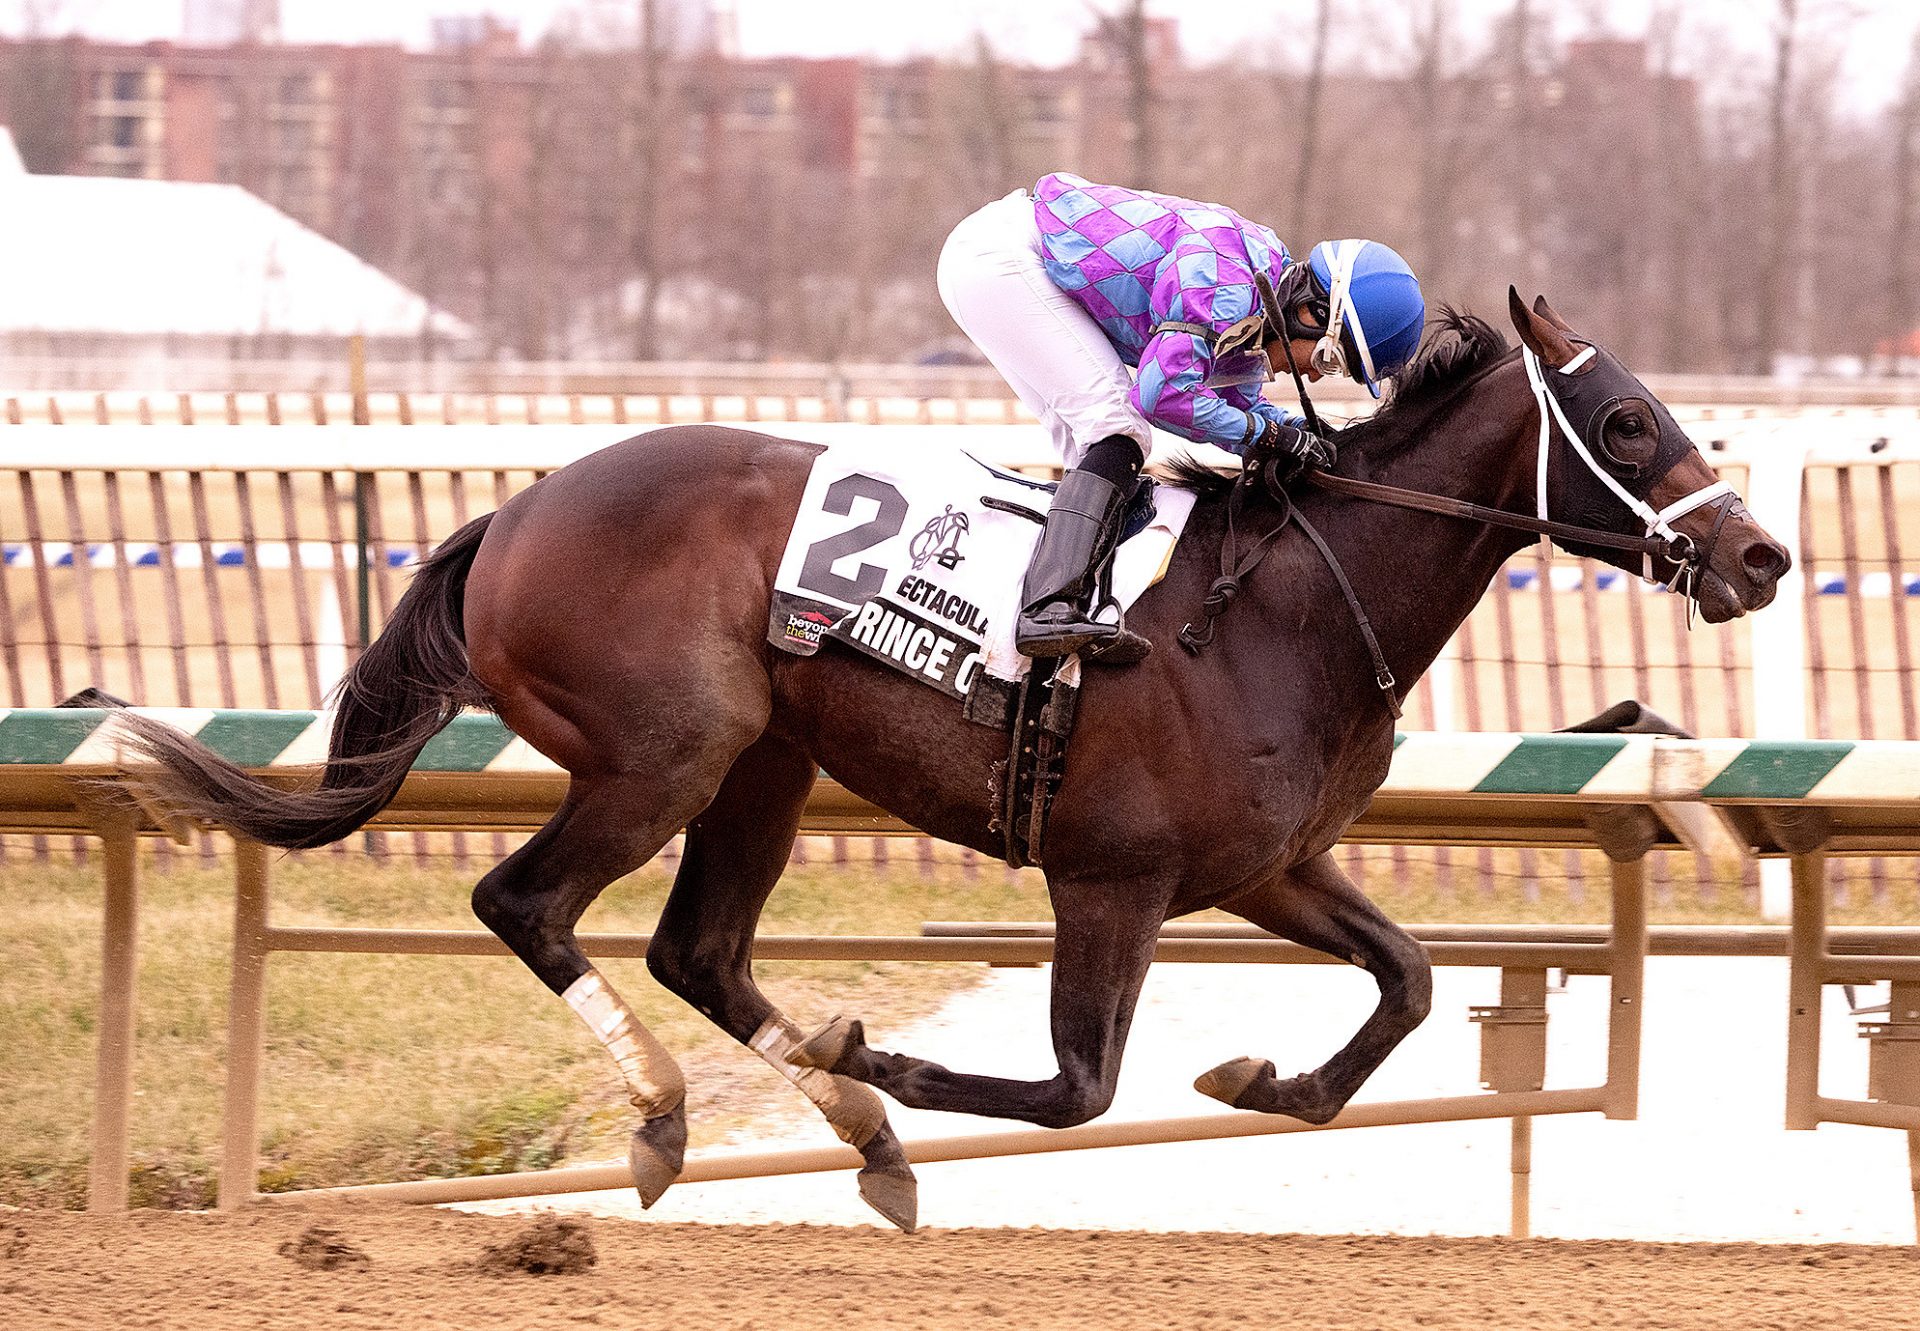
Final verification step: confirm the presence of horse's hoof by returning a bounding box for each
[1196,1060,1344,1124]
[1193,1056,1274,1109]
[789,1015,864,1073]
[628,1101,688,1208]
[856,1128,919,1234]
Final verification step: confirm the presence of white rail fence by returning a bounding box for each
[0,420,1916,912]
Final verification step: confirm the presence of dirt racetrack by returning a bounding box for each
[4,1203,1918,1331]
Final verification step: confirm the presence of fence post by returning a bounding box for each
[1604,854,1647,1120]
[1784,848,1827,1131]
[219,839,273,1209]
[1741,434,1812,920]
[349,334,374,651]
[1426,642,1459,732]
[87,807,139,1211]
[352,475,373,649]
[1510,1116,1532,1238]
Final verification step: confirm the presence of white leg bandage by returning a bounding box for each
[563,968,685,1119]
[749,1015,887,1148]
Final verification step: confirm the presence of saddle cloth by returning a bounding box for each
[769,443,1196,699]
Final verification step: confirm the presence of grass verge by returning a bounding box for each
[0,851,1037,1208]
[3,843,1910,1207]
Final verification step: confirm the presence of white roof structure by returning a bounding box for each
[0,134,470,342]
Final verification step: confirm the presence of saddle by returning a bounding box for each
[768,445,1194,868]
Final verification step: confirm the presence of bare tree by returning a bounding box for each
[1645,2,1701,370]
[1753,0,1798,375]
[1791,26,1851,367]
[1086,1,1156,182]
[627,0,670,359]
[109,0,1896,375]
[945,37,1015,201]
[465,57,507,355]
[1288,0,1333,233]
[513,47,571,359]
[1406,0,1468,292]
[1504,0,1540,294]
[1886,27,1920,370]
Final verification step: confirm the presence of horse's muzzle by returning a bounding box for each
[1697,525,1790,623]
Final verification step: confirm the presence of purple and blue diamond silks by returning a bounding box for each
[1033,172,1303,452]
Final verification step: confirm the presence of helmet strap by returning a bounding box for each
[1314,239,1379,386]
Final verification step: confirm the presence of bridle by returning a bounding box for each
[1302,346,1736,596]
[1179,331,1741,715]
[1517,344,1735,594]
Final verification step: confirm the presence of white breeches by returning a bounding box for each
[936,190,1152,469]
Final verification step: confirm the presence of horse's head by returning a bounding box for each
[1506,288,1790,624]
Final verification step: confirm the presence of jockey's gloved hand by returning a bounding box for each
[1257,420,1336,483]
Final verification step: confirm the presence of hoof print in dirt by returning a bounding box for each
[478,1216,598,1276]
[277,1224,370,1272]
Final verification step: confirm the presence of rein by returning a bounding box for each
[1178,461,1403,720]
[1300,469,1683,562]
[1289,340,1716,575]
[1175,326,1401,717]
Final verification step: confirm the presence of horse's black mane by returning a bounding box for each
[1356,306,1513,424]
[1160,307,1512,498]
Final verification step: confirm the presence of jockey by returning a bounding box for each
[937,171,1425,663]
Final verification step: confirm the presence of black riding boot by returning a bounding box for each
[1016,459,1151,664]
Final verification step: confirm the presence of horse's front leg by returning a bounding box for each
[791,875,1173,1128]
[1195,850,1433,1123]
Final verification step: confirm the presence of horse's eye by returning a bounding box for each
[1599,403,1658,472]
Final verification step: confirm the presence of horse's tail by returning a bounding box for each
[120,512,497,849]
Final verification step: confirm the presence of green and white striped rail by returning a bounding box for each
[0,708,558,775]
[1380,730,1920,805]
[1,708,1917,805]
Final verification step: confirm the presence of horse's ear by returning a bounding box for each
[1509,285,1577,368]
[1531,294,1576,334]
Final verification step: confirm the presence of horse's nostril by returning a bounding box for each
[1742,541,1789,582]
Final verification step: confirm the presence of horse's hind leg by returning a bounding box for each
[471,771,724,1207]
[644,733,918,1231]
[1195,851,1433,1123]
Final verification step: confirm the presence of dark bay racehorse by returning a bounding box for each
[125,293,1789,1231]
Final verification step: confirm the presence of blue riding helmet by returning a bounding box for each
[1305,239,1425,399]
